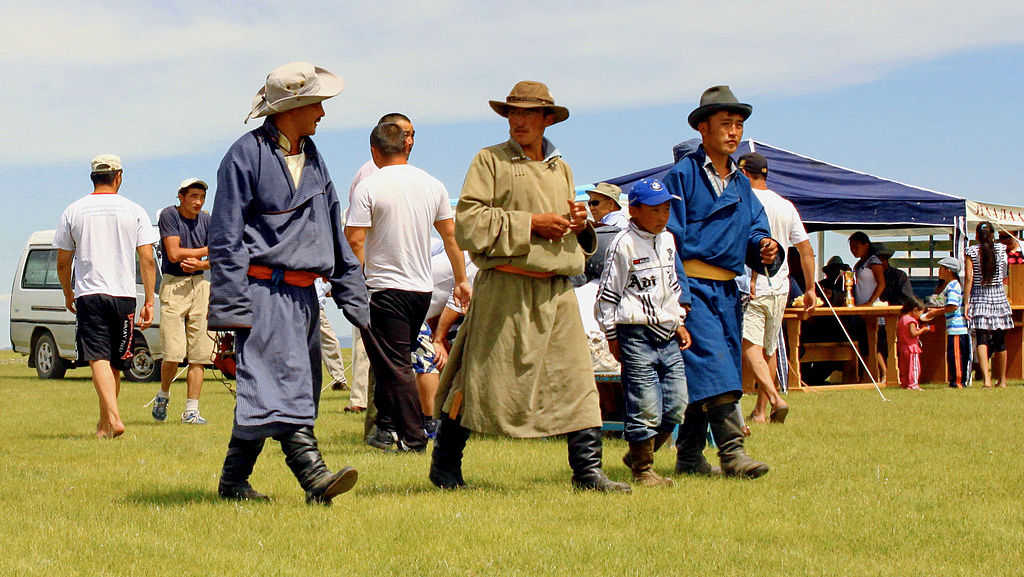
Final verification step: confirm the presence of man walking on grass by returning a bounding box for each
[345,122,470,453]
[429,80,630,493]
[736,152,816,425]
[209,62,366,504]
[664,86,780,478]
[56,154,159,439]
[150,177,214,425]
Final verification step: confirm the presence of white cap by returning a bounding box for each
[177,178,208,193]
[91,154,122,173]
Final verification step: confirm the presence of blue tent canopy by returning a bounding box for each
[578,139,966,233]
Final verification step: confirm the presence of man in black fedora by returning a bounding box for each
[663,85,780,478]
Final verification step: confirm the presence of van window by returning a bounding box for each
[21,249,62,289]
[137,245,162,290]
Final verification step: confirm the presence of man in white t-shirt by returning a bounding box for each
[737,152,816,424]
[55,154,159,439]
[344,113,415,412]
[345,122,471,453]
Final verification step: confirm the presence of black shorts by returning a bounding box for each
[974,329,1006,353]
[75,294,136,370]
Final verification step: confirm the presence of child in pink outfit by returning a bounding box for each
[897,298,933,390]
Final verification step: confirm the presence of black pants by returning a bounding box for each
[361,289,431,450]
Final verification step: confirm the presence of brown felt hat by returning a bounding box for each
[489,81,569,124]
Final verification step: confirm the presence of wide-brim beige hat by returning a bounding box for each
[489,80,569,124]
[246,61,344,123]
[587,182,621,202]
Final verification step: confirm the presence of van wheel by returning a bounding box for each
[125,343,161,382]
[34,332,68,379]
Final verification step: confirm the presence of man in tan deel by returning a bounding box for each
[429,81,630,493]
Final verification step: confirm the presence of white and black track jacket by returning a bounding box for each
[595,221,685,342]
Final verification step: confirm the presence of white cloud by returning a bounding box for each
[1,1,1021,164]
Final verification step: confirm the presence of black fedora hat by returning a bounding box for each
[687,85,752,130]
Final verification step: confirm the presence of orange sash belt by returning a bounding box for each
[493,264,557,279]
[247,264,321,287]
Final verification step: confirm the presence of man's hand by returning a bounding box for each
[180,257,201,273]
[64,294,76,314]
[567,199,588,233]
[760,238,779,265]
[432,337,450,370]
[803,287,818,314]
[453,280,472,309]
[607,339,620,362]
[138,302,154,330]
[676,325,692,351]
[531,213,572,240]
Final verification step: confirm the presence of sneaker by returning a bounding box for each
[151,396,169,422]
[423,417,440,439]
[366,428,398,451]
[181,410,208,424]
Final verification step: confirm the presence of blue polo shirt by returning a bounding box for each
[158,206,209,276]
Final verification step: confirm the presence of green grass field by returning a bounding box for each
[1,349,1022,576]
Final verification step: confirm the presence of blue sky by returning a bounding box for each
[2,1,1023,348]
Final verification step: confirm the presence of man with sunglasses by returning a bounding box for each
[587,182,629,228]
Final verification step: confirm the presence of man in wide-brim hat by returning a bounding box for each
[663,85,780,479]
[208,61,367,504]
[430,80,631,493]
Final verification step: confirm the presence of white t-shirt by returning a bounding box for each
[343,159,379,225]
[348,164,453,292]
[54,192,159,298]
[751,188,809,296]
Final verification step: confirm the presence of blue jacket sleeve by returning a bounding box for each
[324,177,370,330]
[663,168,691,307]
[208,143,254,330]
[744,191,782,276]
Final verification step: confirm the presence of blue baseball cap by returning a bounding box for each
[629,178,675,206]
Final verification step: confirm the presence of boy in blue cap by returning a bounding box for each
[595,178,691,486]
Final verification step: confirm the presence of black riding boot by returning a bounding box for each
[278,426,358,504]
[708,401,770,478]
[566,428,632,493]
[674,403,723,476]
[429,413,471,489]
[218,435,270,501]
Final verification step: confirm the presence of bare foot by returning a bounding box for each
[96,420,126,439]
[747,412,768,424]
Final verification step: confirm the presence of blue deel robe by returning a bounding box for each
[208,119,369,439]
[663,146,774,403]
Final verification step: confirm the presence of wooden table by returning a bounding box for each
[783,305,902,391]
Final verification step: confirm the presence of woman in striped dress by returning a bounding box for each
[964,221,1014,388]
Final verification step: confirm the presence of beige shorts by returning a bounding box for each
[159,274,215,364]
[742,292,789,355]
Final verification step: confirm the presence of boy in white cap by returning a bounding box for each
[150,178,214,424]
[595,178,690,487]
[208,62,367,503]
[55,155,159,438]
[931,257,972,388]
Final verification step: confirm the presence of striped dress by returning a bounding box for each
[965,243,1013,331]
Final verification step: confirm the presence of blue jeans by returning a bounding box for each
[618,324,688,442]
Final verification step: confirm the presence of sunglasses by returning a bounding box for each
[587,200,602,207]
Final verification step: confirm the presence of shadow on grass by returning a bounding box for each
[357,479,507,496]
[124,487,224,506]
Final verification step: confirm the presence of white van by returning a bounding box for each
[9,230,164,381]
